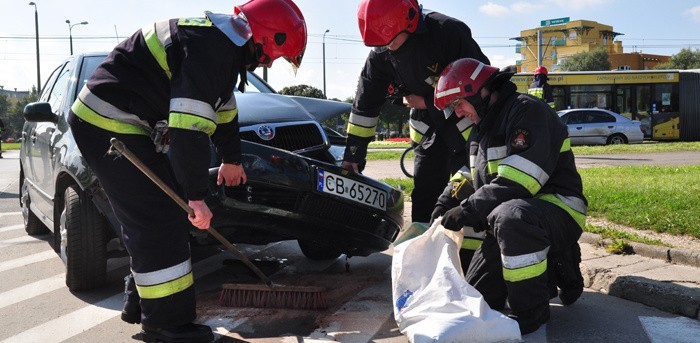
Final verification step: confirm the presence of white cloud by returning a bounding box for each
[479,2,542,17]
[479,2,510,17]
[547,0,606,11]
[685,6,700,22]
[511,1,539,14]
[489,55,519,69]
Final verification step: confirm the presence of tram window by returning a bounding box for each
[653,83,678,112]
[616,85,633,119]
[569,85,612,109]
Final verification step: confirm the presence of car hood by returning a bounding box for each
[236,93,350,125]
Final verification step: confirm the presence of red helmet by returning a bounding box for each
[357,0,420,47]
[534,65,548,76]
[434,58,499,111]
[235,0,307,68]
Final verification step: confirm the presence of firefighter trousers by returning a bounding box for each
[411,133,467,223]
[465,198,582,313]
[69,113,197,328]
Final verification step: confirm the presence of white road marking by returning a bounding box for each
[0,224,25,234]
[0,253,229,343]
[301,267,394,343]
[0,212,22,218]
[0,250,56,273]
[0,234,50,248]
[640,316,700,343]
[0,274,65,310]
[0,293,123,343]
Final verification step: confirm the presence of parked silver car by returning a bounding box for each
[557,108,644,145]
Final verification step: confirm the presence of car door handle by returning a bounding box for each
[575,126,583,130]
[608,126,614,129]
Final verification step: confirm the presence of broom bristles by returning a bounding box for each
[219,283,327,310]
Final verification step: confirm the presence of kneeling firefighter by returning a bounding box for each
[67,0,307,342]
[432,58,587,335]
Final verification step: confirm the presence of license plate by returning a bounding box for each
[316,169,387,211]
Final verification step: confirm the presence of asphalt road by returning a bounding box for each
[2,150,700,342]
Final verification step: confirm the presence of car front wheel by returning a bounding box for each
[297,239,342,260]
[59,184,107,291]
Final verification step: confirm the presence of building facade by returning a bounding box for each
[513,19,669,72]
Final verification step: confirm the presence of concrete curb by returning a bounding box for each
[579,232,700,268]
[579,232,700,320]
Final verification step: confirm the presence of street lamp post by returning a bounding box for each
[322,29,329,99]
[65,19,88,55]
[28,2,40,93]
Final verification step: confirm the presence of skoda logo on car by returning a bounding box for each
[256,124,275,141]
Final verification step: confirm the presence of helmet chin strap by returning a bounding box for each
[466,90,492,121]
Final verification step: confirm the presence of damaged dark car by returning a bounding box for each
[20,52,403,291]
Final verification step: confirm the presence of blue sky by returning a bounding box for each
[1,0,700,100]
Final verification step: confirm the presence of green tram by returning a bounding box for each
[512,69,700,141]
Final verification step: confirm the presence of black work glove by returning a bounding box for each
[441,206,468,231]
[430,205,447,223]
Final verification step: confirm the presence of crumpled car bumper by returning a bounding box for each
[206,141,404,257]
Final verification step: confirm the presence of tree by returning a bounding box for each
[378,102,409,138]
[278,84,326,99]
[3,87,38,139]
[654,48,700,70]
[560,48,611,71]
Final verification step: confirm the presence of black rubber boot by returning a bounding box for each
[508,303,550,335]
[555,243,584,305]
[121,274,142,324]
[141,323,214,343]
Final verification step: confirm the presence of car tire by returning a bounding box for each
[60,184,107,291]
[297,239,342,260]
[20,169,50,235]
[606,134,627,145]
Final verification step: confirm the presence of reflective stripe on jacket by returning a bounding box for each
[72,16,245,200]
[462,82,587,230]
[344,11,490,163]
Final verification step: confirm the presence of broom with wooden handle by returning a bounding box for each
[108,138,327,310]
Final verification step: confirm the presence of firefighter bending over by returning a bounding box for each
[67,1,307,342]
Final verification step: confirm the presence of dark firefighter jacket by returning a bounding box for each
[344,11,490,163]
[71,16,250,200]
[438,81,588,232]
[528,79,554,107]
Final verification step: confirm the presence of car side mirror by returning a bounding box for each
[23,102,58,124]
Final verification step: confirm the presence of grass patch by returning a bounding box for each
[584,223,668,247]
[1,143,20,150]
[381,165,700,240]
[368,141,700,160]
[580,165,700,238]
[380,177,414,198]
[572,141,700,155]
[368,141,411,149]
[367,149,413,161]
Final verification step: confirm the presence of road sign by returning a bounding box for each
[541,17,570,27]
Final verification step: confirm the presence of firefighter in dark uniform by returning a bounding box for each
[433,58,587,335]
[67,1,306,342]
[528,65,554,108]
[342,0,490,225]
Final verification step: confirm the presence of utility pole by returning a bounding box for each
[66,20,88,55]
[29,2,41,93]
[323,29,329,99]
